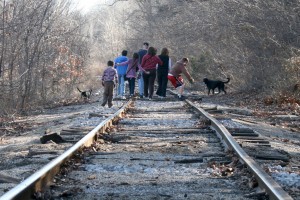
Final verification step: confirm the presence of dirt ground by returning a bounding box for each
[1,90,299,148]
[0,89,299,145]
[0,90,299,198]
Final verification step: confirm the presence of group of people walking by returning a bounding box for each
[101,42,195,108]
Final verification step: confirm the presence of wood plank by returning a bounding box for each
[40,133,65,144]
[120,128,215,134]
[230,132,259,137]
[233,136,261,140]
[28,150,59,156]
[89,113,110,118]
[241,140,269,144]
[226,128,254,133]
[0,174,21,184]
[174,158,203,164]
[255,155,289,162]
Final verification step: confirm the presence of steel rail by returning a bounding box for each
[0,100,132,200]
[186,99,293,200]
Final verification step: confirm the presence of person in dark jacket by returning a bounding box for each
[156,48,171,98]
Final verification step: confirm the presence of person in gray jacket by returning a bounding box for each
[101,61,118,108]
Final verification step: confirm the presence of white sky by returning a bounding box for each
[72,0,104,12]
[72,0,122,12]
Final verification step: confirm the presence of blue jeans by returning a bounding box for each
[117,75,125,96]
[138,72,144,96]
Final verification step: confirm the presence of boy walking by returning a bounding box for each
[101,61,118,108]
[168,58,194,100]
[114,50,128,99]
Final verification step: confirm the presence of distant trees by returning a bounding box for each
[91,0,299,94]
[0,0,90,114]
[0,0,299,114]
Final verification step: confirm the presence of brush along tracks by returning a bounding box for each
[40,100,268,199]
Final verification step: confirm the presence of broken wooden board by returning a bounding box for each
[0,174,21,184]
[40,133,65,144]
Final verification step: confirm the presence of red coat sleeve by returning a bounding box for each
[156,56,163,66]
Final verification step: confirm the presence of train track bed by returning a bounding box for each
[190,93,300,199]
[0,100,126,197]
[0,91,297,199]
[47,100,261,199]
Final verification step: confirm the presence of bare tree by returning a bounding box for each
[0,0,91,114]
[0,0,299,114]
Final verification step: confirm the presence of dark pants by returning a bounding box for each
[102,81,114,107]
[156,71,168,97]
[127,77,136,96]
[143,69,156,98]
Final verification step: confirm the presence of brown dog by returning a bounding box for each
[203,78,230,95]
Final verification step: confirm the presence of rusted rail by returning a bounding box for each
[186,99,293,200]
[0,100,132,200]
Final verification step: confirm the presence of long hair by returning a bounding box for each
[160,48,169,56]
[147,47,157,56]
[133,53,139,64]
[133,52,139,60]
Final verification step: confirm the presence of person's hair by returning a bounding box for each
[147,46,157,56]
[182,57,189,63]
[143,42,149,47]
[107,60,114,66]
[121,50,128,56]
[133,52,139,60]
[160,48,169,56]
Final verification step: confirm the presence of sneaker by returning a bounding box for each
[178,95,186,101]
[148,97,152,100]
[139,95,143,99]
[121,96,126,100]
[108,105,113,108]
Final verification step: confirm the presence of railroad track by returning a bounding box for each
[0,94,296,199]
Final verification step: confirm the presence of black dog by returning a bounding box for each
[77,87,92,99]
[203,78,230,95]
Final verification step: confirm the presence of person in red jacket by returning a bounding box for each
[141,47,163,100]
[168,57,194,100]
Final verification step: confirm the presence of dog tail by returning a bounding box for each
[223,78,230,83]
[77,87,82,92]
